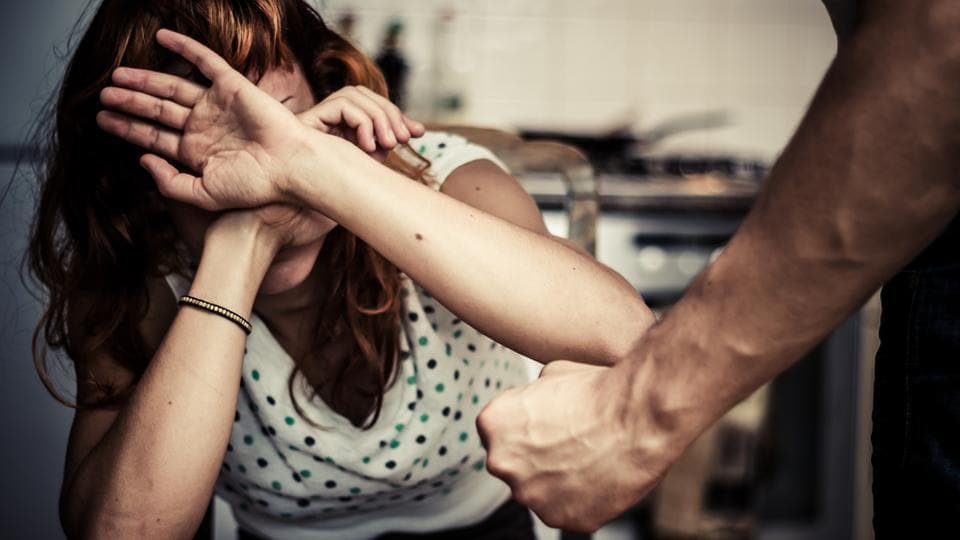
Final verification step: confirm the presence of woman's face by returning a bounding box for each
[166,62,336,295]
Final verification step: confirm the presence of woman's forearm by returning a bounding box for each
[287,136,654,365]
[63,226,274,538]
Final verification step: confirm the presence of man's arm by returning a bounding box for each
[478,0,960,531]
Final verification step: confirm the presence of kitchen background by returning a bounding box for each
[0,1,874,539]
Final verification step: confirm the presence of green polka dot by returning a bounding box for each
[413,457,421,465]
[243,435,254,445]
[395,423,405,432]
[300,469,311,478]
[281,512,293,518]
[406,375,417,385]
[432,323,439,331]
[459,432,468,442]
[462,358,470,366]
[284,416,295,426]
[418,336,428,346]
[363,456,371,464]
[420,413,429,423]
[447,468,460,477]
[390,439,400,449]
[445,343,452,357]
[473,461,485,471]
[418,144,427,154]
[350,487,362,495]
[251,370,260,381]
[422,458,430,468]
[325,457,335,464]
[457,392,464,402]
[435,383,445,393]
[472,394,479,405]
[453,330,463,339]
[238,464,247,473]
[272,481,282,490]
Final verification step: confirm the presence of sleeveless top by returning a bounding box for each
[164,132,538,539]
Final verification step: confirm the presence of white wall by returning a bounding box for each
[318,0,837,160]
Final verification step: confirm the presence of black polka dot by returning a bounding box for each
[467,344,477,352]
[257,458,268,468]
[379,440,388,448]
[426,359,437,369]
[453,370,460,381]
[257,499,269,507]
[454,411,462,421]
[451,318,461,325]
[432,481,444,488]
[416,435,427,444]
[386,460,397,469]
[304,436,315,446]
[222,463,231,472]
[339,496,353,502]
[325,480,337,488]
[442,406,451,417]
[292,472,302,482]
[234,411,240,422]
[227,443,234,452]
[268,426,277,436]
[297,498,310,507]
[485,378,491,388]
[460,455,470,464]
[424,305,435,314]
[408,312,419,322]
[266,396,276,405]
[438,142,447,149]
[314,455,324,462]
[407,401,417,411]
[403,472,412,481]
[414,494,427,502]
[261,427,269,437]
[400,350,411,360]
[439,446,447,456]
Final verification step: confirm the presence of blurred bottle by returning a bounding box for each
[375,19,410,110]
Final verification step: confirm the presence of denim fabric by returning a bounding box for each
[873,215,960,538]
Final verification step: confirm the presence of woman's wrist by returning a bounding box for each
[281,129,362,213]
[194,216,280,316]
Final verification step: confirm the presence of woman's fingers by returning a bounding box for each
[100,86,190,130]
[155,28,235,82]
[96,110,182,161]
[354,86,418,141]
[140,154,218,210]
[111,66,204,107]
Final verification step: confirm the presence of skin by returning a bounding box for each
[64,28,654,537]
[476,0,960,532]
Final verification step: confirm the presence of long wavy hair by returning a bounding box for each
[28,0,430,429]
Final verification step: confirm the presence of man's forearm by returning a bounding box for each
[624,0,960,441]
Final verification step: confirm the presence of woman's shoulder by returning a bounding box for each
[410,130,510,187]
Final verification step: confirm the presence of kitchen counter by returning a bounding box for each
[521,173,760,212]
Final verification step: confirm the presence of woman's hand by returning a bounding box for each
[297,85,424,161]
[96,29,422,212]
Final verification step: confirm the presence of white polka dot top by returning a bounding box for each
[164,132,538,539]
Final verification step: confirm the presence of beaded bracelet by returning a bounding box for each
[178,295,252,335]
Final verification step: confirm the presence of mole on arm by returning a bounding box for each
[415,233,423,240]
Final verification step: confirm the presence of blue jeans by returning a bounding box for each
[873,215,960,538]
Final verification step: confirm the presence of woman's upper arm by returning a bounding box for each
[439,159,551,234]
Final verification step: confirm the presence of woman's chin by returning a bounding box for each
[258,249,320,295]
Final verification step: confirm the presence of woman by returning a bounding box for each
[29,0,654,537]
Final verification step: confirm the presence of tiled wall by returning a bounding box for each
[316,0,838,161]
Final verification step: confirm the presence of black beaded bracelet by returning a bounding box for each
[178,295,252,335]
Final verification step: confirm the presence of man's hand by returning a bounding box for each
[477,360,681,532]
